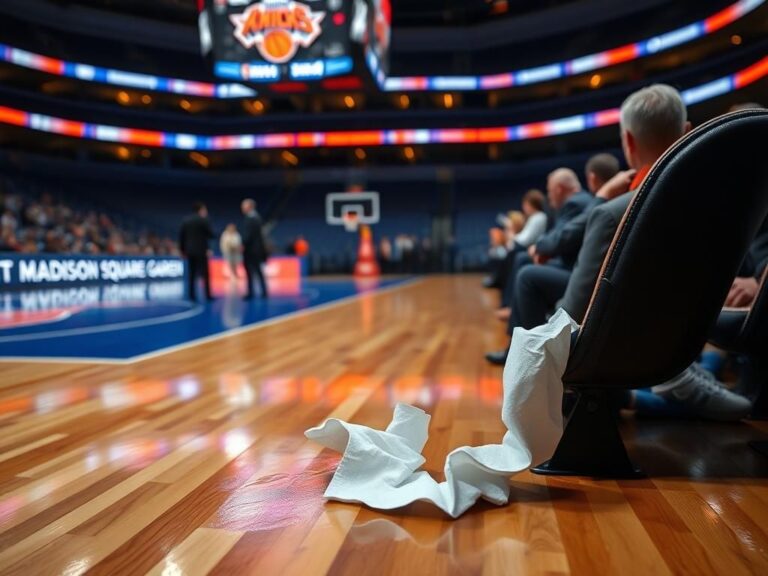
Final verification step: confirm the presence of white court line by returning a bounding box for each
[0,303,202,344]
[0,278,423,365]
[0,355,127,365]
[0,309,74,330]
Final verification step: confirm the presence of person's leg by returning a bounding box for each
[493,249,515,291]
[255,261,268,297]
[487,265,571,365]
[201,257,213,300]
[507,266,572,336]
[243,256,254,299]
[501,251,533,307]
[186,257,198,301]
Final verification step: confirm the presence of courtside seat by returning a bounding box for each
[533,109,768,477]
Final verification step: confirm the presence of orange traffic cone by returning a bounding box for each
[354,225,380,277]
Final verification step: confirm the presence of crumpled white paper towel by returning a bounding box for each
[305,308,578,518]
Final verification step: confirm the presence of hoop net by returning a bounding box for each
[342,212,360,233]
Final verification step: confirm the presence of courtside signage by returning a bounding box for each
[0,255,184,288]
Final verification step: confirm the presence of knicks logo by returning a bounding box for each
[230,1,325,64]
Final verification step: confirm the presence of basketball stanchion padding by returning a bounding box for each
[354,225,379,277]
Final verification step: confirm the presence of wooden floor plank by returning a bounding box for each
[1,276,767,576]
[144,528,243,576]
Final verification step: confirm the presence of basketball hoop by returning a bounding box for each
[342,212,360,233]
[326,191,380,232]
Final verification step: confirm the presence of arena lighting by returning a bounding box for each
[0,43,256,99]
[0,56,765,150]
[0,0,762,97]
[376,0,766,91]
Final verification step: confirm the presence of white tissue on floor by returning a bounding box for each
[305,308,578,518]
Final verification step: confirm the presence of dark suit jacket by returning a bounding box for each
[179,214,215,257]
[534,190,594,268]
[535,196,607,263]
[557,192,633,323]
[242,212,267,262]
[741,216,768,277]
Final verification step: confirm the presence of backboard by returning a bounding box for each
[326,191,380,232]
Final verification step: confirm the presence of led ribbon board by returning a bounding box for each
[0,56,765,149]
[372,0,766,91]
[0,42,256,99]
[0,0,760,96]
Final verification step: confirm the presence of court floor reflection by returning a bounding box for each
[0,277,412,360]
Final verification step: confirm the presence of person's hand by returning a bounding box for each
[528,244,537,258]
[725,276,759,307]
[596,169,637,200]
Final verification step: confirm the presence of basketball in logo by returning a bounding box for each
[230,2,325,65]
[262,29,294,62]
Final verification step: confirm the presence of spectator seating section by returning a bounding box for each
[531,109,768,477]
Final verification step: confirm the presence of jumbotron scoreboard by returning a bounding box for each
[198,0,391,87]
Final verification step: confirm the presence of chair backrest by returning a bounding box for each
[565,109,768,388]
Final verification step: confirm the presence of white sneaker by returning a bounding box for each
[652,363,751,421]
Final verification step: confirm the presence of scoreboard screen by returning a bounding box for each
[200,0,355,83]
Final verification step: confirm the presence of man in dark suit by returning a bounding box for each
[241,198,268,300]
[498,168,592,310]
[179,201,215,302]
[531,153,621,264]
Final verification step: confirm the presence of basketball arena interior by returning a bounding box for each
[1,0,768,574]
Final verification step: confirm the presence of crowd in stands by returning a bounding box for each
[378,234,457,274]
[483,89,766,423]
[0,179,178,256]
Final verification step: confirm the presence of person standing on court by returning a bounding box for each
[240,198,269,300]
[220,223,243,280]
[179,201,215,302]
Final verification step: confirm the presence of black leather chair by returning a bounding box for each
[532,109,768,477]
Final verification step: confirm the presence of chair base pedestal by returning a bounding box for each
[531,388,643,478]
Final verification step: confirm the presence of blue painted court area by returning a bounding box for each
[0,277,411,361]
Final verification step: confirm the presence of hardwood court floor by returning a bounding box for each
[1,276,768,575]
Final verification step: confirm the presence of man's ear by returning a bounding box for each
[624,129,637,155]
[683,121,692,135]
[586,171,598,193]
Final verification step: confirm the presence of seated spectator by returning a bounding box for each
[0,180,178,256]
[485,193,547,288]
[506,190,548,251]
[531,153,621,265]
[492,153,622,324]
[0,228,19,251]
[495,168,592,311]
[491,84,750,421]
[506,211,525,236]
